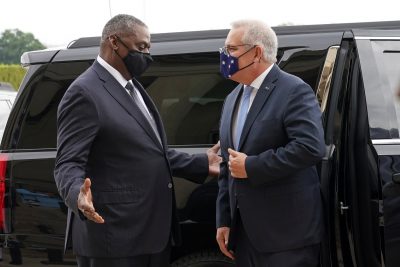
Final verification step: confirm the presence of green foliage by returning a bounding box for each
[0,64,27,90]
[0,29,46,64]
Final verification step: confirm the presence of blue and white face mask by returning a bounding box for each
[219,45,256,79]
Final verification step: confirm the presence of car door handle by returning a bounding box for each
[340,201,349,215]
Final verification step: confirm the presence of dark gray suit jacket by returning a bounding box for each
[54,60,208,257]
[216,64,325,253]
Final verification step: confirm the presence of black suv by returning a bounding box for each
[1,21,400,267]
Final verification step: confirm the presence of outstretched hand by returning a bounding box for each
[207,141,222,177]
[78,178,104,223]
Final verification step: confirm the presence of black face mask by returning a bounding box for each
[123,50,153,78]
[115,36,153,78]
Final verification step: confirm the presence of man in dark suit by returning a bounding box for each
[216,19,326,266]
[54,14,220,267]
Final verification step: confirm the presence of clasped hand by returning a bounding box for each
[228,148,248,179]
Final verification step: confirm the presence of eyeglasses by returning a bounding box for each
[219,44,254,56]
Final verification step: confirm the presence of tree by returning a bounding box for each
[0,29,46,64]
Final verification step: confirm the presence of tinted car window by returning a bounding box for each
[14,48,328,149]
[278,48,327,91]
[15,62,91,149]
[15,48,329,149]
[378,42,400,132]
[357,39,400,138]
[144,53,236,145]
[15,53,237,149]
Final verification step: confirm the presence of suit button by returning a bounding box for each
[168,183,173,189]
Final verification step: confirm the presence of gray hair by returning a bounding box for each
[101,14,147,44]
[231,20,278,63]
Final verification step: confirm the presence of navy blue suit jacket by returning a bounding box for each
[216,64,325,253]
[54,60,208,257]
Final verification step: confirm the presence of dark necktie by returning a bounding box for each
[125,82,162,145]
[234,85,254,149]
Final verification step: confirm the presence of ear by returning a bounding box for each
[254,46,263,62]
[108,35,119,50]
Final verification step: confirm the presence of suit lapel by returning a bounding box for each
[238,64,280,150]
[225,84,243,149]
[92,62,163,149]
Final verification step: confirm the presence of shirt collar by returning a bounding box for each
[248,63,274,90]
[97,55,129,87]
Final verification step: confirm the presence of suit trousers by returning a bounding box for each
[76,242,171,267]
[234,210,320,267]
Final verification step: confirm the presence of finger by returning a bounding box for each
[228,148,238,157]
[215,142,221,151]
[80,178,91,194]
[216,141,221,150]
[78,194,95,213]
[212,155,222,164]
[211,142,220,152]
[84,178,91,190]
[216,238,229,255]
[80,201,95,213]
[228,250,235,260]
[92,213,104,223]
[227,148,234,155]
[220,245,234,260]
[83,210,104,223]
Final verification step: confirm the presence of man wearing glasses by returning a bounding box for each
[216,19,325,267]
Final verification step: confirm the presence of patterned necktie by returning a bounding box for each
[125,82,162,145]
[234,85,254,149]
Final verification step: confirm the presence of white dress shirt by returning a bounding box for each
[97,55,152,117]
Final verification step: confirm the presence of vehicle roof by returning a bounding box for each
[69,20,400,48]
[21,20,400,65]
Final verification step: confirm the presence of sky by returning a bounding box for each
[1,0,399,48]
